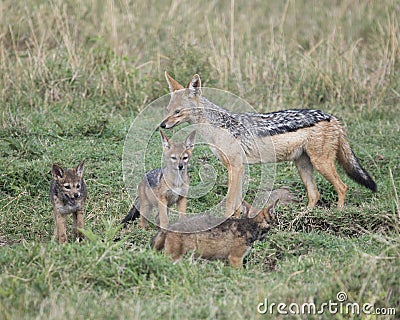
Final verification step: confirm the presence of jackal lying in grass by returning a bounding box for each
[160,72,377,215]
[122,130,196,229]
[50,160,86,244]
[151,200,275,268]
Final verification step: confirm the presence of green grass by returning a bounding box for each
[1,0,400,319]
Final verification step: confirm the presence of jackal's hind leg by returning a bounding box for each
[312,159,348,209]
[295,153,320,208]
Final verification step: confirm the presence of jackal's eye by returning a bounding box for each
[174,109,181,114]
[76,184,80,189]
[64,184,71,190]
[171,156,177,160]
[182,156,188,161]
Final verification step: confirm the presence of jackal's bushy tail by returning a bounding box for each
[151,231,166,251]
[338,135,377,192]
[121,201,140,227]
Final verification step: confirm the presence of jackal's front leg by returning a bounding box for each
[53,209,59,241]
[55,212,67,244]
[228,245,248,268]
[176,196,187,221]
[73,210,85,242]
[158,198,169,229]
[225,165,243,218]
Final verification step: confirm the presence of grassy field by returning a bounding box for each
[1,0,399,319]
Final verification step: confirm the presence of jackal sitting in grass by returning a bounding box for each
[151,200,275,268]
[50,160,86,244]
[160,72,377,215]
[122,130,196,229]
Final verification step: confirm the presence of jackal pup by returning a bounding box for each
[160,72,377,214]
[151,201,275,268]
[122,130,196,229]
[50,160,86,244]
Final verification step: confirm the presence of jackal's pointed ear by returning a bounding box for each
[160,130,171,149]
[165,71,184,93]
[75,159,85,178]
[241,200,252,216]
[184,130,196,150]
[263,200,278,221]
[52,164,64,180]
[187,74,202,96]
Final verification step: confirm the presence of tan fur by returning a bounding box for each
[269,120,348,208]
[151,200,275,268]
[160,72,377,215]
[50,160,86,244]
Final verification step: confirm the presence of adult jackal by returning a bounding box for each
[160,72,376,216]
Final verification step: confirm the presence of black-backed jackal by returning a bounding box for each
[151,200,275,268]
[122,130,196,229]
[160,72,377,216]
[50,160,86,244]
